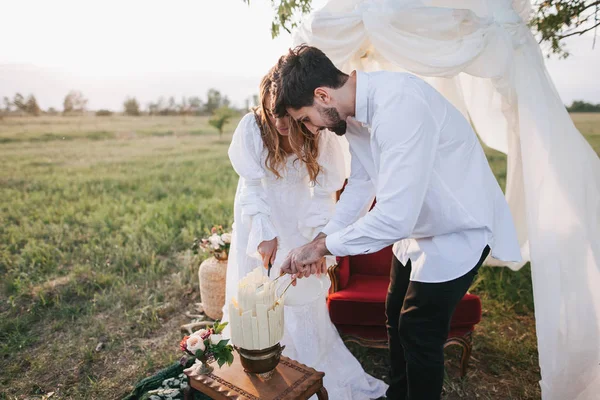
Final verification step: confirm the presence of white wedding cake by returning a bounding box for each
[228,267,284,350]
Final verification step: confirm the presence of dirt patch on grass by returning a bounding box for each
[31,275,73,297]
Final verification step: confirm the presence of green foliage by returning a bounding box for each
[243,0,313,38]
[25,95,41,116]
[195,348,205,359]
[530,0,600,58]
[7,93,41,115]
[472,263,535,314]
[210,339,234,368]
[63,90,88,114]
[567,99,600,112]
[205,89,230,115]
[148,95,211,116]
[122,358,195,400]
[96,109,114,116]
[12,93,26,112]
[124,97,141,116]
[188,96,203,115]
[209,106,236,137]
[212,320,228,334]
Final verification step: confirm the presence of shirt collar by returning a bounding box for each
[354,70,369,126]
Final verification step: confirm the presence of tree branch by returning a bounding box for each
[578,0,600,15]
[557,20,600,39]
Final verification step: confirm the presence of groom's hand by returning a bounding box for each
[280,237,330,278]
[280,253,298,276]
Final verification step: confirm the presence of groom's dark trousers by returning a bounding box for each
[385,245,490,400]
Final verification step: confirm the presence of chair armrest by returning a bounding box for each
[328,256,351,293]
[328,264,340,293]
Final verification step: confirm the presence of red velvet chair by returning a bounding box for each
[327,245,482,377]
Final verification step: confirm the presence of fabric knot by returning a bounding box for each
[490,5,528,48]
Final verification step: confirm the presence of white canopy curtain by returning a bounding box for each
[291,0,600,398]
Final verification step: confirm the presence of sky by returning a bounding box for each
[0,0,598,110]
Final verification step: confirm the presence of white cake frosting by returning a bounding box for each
[228,267,284,350]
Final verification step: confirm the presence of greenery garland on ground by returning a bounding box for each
[122,358,194,400]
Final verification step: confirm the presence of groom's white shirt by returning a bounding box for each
[322,71,522,283]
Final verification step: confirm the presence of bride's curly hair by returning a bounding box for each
[255,67,321,183]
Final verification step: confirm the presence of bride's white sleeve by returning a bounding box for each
[228,113,278,260]
[298,132,347,240]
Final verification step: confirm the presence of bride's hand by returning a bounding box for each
[258,238,278,269]
[307,258,327,277]
[317,257,327,276]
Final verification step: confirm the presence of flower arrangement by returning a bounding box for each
[180,321,234,374]
[192,225,231,261]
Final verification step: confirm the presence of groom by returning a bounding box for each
[275,45,521,399]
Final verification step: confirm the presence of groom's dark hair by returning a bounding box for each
[271,45,348,118]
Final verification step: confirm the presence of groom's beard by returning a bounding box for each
[321,107,347,136]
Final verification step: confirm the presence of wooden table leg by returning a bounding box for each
[183,385,194,400]
[316,386,329,400]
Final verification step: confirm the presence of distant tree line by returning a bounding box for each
[5,90,598,120]
[139,89,234,117]
[2,90,89,116]
[1,89,259,118]
[2,93,41,116]
[1,88,253,138]
[567,100,600,113]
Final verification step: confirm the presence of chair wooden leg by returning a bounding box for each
[444,332,473,377]
[459,336,472,377]
[317,386,329,400]
[341,334,389,350]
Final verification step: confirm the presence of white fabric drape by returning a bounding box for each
[292,1,600,398]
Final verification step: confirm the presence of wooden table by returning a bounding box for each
[184,355,328,400]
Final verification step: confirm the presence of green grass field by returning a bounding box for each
[1,113,599,399]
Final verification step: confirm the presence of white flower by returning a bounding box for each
[186,335,206,352]
[208,233,224,249]
[210,334,223,345]
[221,233,232,244]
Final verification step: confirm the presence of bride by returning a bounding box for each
[222,67,387,399]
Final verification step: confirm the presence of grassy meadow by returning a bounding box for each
[1,113,599,399]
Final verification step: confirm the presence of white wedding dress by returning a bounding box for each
[222,112,388,399]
